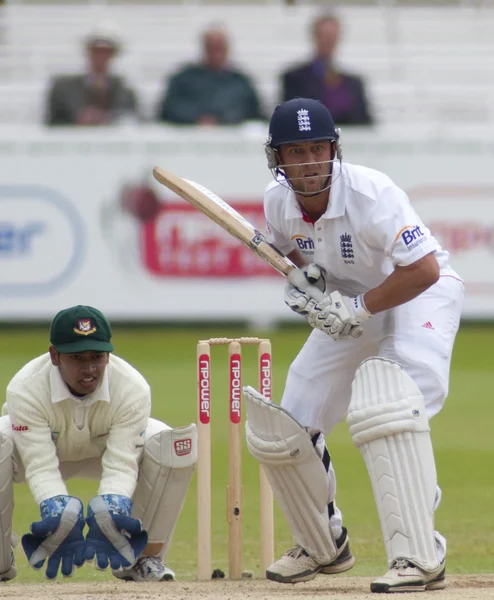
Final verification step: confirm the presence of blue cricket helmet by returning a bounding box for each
[267,98,339,148]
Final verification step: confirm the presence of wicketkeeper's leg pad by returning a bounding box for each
[244,386,337,564]
[347,357,439,572]
[0,431,15,580]
[131,424,197,560]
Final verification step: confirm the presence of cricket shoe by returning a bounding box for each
[113,556,176,582]
[371,558,446,593]
[266,527,355,584]
[0,549,17,582]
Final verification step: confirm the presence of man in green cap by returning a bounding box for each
[0,305,197,582]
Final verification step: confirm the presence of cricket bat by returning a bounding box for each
[152,166,325,302]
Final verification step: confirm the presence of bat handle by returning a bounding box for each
[286,267,326,303]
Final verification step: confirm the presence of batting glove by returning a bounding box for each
[284,263,327,316]
[303,263,327,292]
[307,291,372,340]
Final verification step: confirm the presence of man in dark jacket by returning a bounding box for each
[46,23,138,126]
[282,14,373,126]
[157,26,264,126]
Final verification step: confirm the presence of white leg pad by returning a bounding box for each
[0,432,14,577]
[347,358,439,571]
[244,386,337,564]
[132,424,197,560]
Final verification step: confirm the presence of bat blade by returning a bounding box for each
[152,166,325,301]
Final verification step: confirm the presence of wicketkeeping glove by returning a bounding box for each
[84,494,148,570]
[22,495,85,579]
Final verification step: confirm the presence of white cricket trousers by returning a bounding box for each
[281,275,464,562]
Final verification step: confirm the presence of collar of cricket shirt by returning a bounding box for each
[284,161,345,222]
[50,364,111,405]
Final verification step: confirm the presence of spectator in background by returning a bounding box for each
[282,14,373,126]
[46,23,138,126]
[157,26,264,125]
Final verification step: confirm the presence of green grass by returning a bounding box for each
[1,324,493,581]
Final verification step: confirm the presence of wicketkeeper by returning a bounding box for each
[0,305,197,582]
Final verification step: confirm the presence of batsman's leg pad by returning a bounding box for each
[132,424,197,560]
[244,386,337,564]
[0,432,15,579]
[347,357,439,571]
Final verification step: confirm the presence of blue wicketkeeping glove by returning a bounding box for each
[84,494,148,570]
[21,495,85,579]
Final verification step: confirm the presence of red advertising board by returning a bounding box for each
[142,202,273,277]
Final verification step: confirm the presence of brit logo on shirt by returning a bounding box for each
[340,233,355,264]
[291,234,315,255]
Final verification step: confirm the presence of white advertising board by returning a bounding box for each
[0,125,493,321]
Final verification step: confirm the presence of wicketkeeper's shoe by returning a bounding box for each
[371,558,446,593]
[113,556,176,582]
[266,528,355,584]
[0,549,17,582]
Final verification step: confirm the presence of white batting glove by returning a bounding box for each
[303,263,327,293]
[307,291,372,340]
[284,263,327,316]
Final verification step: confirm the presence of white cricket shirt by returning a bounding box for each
[3,353,150,504]
[265,162,457,296]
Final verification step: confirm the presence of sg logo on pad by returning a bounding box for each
[174,439,192,456]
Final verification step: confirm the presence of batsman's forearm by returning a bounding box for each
[364,278,431,315]
[363,253,440,314]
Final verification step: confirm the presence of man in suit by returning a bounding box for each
[46,23,138,126]
[282,14,373,126]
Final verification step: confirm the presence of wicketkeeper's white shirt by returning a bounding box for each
[264,161,459,295]
[2,353,150,504]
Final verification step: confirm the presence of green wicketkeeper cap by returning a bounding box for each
[49,305,114,353]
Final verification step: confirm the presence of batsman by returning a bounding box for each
[0,305,197,582]
[244,98,464,593]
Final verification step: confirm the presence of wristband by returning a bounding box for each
[352,294,373,320]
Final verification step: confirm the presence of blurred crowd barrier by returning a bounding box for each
[0,3,494,125]
[1,124,493,324]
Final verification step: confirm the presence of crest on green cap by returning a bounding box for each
[74,319,97,336]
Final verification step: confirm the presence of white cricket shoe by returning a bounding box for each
[371,558,446,593]
[113,556,176,582]
[266,529,355,584]
[0,549,17,582]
